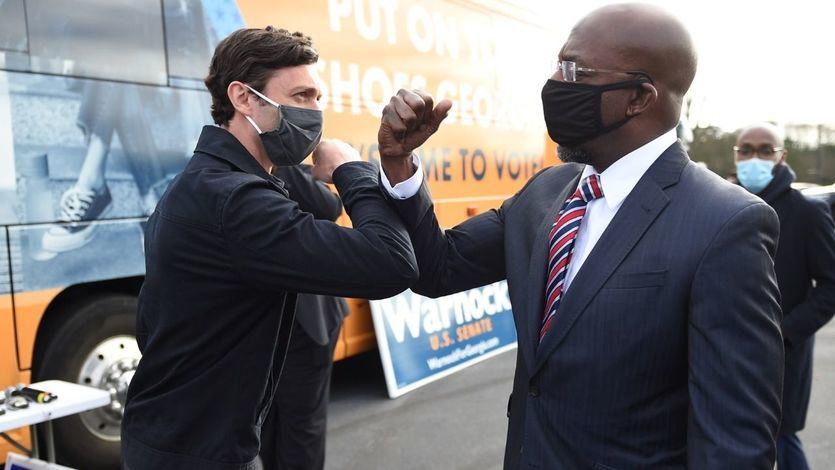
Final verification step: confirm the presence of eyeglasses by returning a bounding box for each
[733,145,785,158]
[555,60,654,84]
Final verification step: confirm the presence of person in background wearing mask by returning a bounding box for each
[122,27,418,470]
[376,4,783,468]
[734,123,835,470]
[259,162,350,470]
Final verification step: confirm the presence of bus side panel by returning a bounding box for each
[2,71,209,228]
[1,227,19,379]
[0,296,17,384]
[238,0,551,204]
[0,69,214,361]
[341,299,376,358]
[11,288,62,371]
[235,0,552,354]
[0,230,31,460]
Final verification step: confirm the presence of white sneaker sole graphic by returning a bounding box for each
[42,203,113,253]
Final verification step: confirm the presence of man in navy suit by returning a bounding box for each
[376,4,784,469]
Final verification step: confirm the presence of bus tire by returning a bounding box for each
[36,294,140,470]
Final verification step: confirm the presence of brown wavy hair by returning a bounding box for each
[204,26,318,126]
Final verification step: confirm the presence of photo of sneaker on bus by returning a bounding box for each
[42,184,113,253]
[39,79,194,254]
[35,0,237,255]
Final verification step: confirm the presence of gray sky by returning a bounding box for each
[528,0,834,131]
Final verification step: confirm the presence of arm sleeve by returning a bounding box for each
[384,169,547,298]
[221,161,417,299]
[686,202,784,469]
[273,164,343,221]
[781,199,835,345]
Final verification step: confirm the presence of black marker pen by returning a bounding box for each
[15,385,58,403]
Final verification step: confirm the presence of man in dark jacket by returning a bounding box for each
[122,27,417,470]
[735,123,835,469]
[259,164,349,470]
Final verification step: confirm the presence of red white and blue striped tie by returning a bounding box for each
[540,174,604,341]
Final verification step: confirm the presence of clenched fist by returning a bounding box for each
[311,139,361,184]
[378,89,452,184]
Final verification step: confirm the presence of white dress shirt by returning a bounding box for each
[563,129,677,292]
[379,129,678,293]
[379,154,425,199]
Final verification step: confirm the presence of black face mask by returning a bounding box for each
[541,78,649,148]
[245,85,323,167]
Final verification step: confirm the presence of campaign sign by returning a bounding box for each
[370,281,517,398]
[5,452,73,470]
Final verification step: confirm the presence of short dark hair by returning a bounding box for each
[204,26,318,126]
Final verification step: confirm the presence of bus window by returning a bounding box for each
[163,0,245,88]
[25,0,167,85]
[0,0,27,53]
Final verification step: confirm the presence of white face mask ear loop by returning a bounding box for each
[244,114,264,134]
[244,84,284,135]
[245,84,282,108]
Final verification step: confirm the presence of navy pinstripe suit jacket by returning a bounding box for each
[389,142,784,469]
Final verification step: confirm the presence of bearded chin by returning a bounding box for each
[557,145,594,165]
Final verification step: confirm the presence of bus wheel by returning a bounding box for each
[36,294,139,470]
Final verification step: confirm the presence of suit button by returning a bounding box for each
[529,385,540,397]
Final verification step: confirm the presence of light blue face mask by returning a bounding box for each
[736,158,776,194]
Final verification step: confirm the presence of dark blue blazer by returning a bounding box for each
[389,142,784,469]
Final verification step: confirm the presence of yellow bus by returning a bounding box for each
[0,0,555,466]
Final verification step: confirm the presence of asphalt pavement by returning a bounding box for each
[803,320,835,468]
[326,321,835,469]
[326,350,514,470]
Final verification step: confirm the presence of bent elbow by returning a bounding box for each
[393,253,420,289]
[410,270,449,299]
[411,283,444,299]
[390,243,420,285]
[365,257,419,300]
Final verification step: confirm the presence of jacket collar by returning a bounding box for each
[194,125,286,189]
[757,164,795,204]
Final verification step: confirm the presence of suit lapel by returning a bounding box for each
[524,171,582,370]
[531,143,689,374]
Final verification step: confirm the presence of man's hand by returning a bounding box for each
[378,89,452,184]
[311,139,361,184]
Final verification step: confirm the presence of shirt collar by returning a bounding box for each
[580,128,678,210]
